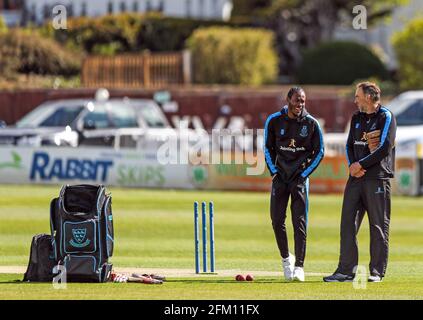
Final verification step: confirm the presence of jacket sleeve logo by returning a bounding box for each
[70,228,91,248]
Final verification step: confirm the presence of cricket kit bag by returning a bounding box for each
[23,234,56,282]
[50,184,114,282]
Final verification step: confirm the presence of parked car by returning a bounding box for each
[0,90,196,148]
[385,90,423,142]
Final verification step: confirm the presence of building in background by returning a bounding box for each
[334,0,423,70]
[0,0,23,26]
[0,0,233,26]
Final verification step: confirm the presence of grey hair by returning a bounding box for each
[357,82,381,103]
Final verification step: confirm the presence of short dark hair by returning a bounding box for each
[287,87,305,99]
[357,82,381,103]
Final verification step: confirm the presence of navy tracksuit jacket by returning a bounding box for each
[338,105,396,277]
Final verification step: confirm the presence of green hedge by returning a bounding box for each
[298,41,389,85]
[187,27,278,85]
[0,16,7,34]
[40,13,142,53]
[41,13,230,54]
[392,18,423,90]
[0,30,81,77]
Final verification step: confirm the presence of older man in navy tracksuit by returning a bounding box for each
[324,82,397,283]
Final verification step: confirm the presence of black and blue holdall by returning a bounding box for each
[23,233,56,282]
[50,184,114,282]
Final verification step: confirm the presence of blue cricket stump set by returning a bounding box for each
[194,201,215,274]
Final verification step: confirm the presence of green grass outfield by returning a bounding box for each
[0,184,422,300]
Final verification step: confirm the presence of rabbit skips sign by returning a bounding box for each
[0,146,191,188]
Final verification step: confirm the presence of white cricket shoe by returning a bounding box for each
[293,267,305,282]
[282,253,295,281]
[368,275,382,282]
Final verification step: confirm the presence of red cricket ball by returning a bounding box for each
[235,274,245,281]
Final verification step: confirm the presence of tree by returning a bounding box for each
[298,41,388,85]
[392,17,423,90]
[187,27,278,85]
[0,15,7,34]
[232,0,408,78]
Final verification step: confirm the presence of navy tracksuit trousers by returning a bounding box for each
[337,177,391,277]
[270,176,309,268]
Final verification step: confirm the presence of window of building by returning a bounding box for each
[21,2,34,24]
[20,1,28,24]
[81,2,87,16]
[158,0,164,12]
[132,1,139,12]
[186,0,191,17]
[212,0,218,16]
[2,0,24,10]
[199,0,205,18]
[120,1,126,12]
[108,1,113,14]
[67,4,74,17]
[29,3,36,23]
[43,4,50,20]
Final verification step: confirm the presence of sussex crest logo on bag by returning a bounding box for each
[70,228,91,248]
[300,125,308,137]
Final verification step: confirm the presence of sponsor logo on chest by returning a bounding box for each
[280,139,306,152]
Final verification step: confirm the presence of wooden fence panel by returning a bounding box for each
[82,51,190,88]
